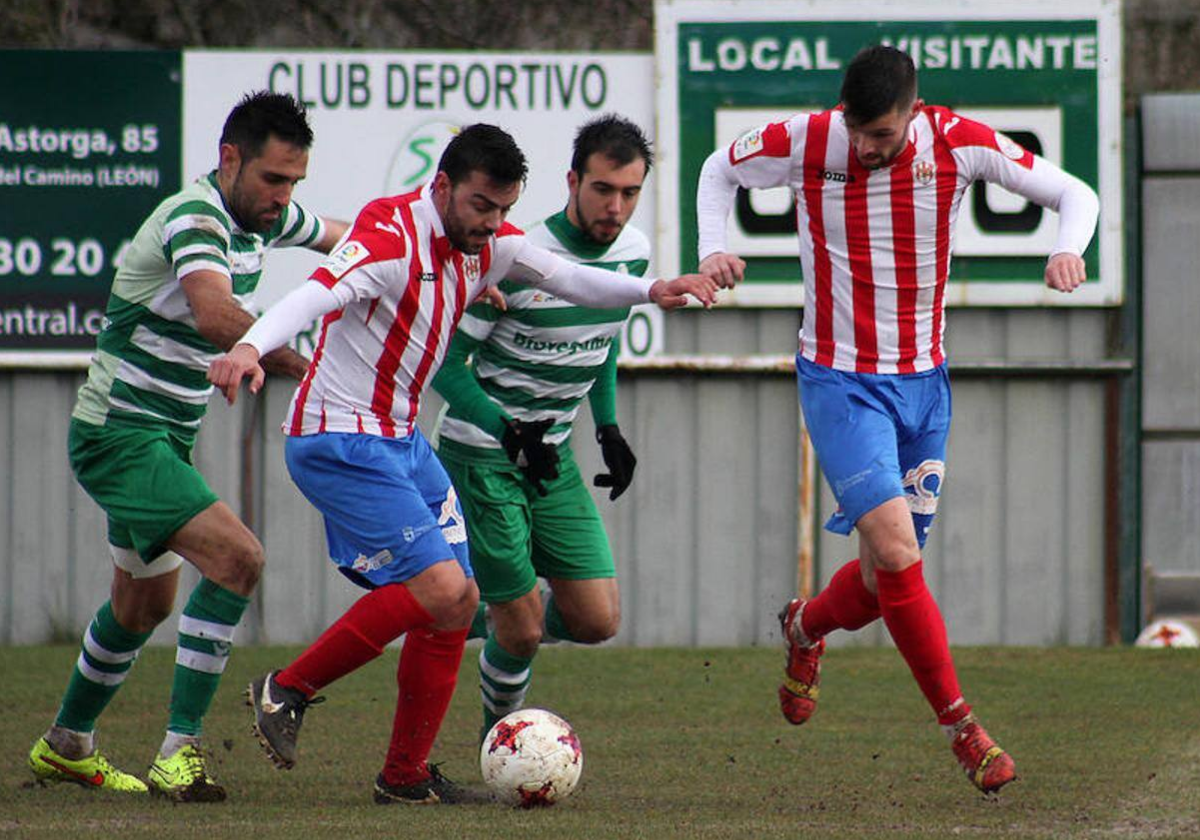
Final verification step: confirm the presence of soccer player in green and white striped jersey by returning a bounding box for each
[27,92,347,801]
[433,115,652,738]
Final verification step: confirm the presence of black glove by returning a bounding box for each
[501,418,560,496]
[594,424,636,501]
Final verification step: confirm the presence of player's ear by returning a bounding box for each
[432,170,453,201]
[909,98,924,119]
[218,143,242,179]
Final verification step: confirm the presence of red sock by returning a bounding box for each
[382,626,469,787]
[276,584,433,696]
[801,558,881,639]
[875,561,971,726]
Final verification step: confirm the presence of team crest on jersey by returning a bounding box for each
[731,128,765,163]
[995,131,1026,161]
[462,255,481,283]
[912,160,936,185]
[325,240,371,278]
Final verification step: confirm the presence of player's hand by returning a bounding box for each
[699,252,746,288]
[475,285,508,311]
[208,343,265,405]
[594,424,636,501]
[1045,252,1086,293]
[649,274,719,310]
[501,417,560,496]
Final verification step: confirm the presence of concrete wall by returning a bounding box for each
[1139,93,1200,589]
[0,303,1111,647]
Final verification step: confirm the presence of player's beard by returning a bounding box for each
[571,193,623,245]
[227,169,281,234]
[443,199,491,254]
[858,134,910,171]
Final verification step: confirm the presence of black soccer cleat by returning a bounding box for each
[246,670,324,770]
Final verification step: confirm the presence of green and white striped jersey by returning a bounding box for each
[435,210,649,459]
[72,171,324,432]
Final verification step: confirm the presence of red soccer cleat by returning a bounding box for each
[948,715,1017,794]
[777,599,825,725]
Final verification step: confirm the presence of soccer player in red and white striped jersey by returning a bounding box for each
[696,45,1099,794]
[209,124,716,803]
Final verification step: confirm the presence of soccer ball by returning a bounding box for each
[479,708,582,807]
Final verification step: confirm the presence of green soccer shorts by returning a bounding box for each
[68,418,219,565]
[439,445,615,604]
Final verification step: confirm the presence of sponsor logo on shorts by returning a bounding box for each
[902,459,944,515]
[438,487,467,545]
[351,549,394,573]
[834,468,873,497]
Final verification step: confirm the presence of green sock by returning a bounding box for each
[467,602,489,641]
[543,594,579,643]
[479,635,533,737]
[167,578,249,737]
[55,601,152,733]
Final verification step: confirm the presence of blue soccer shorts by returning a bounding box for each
[796,354,951,548]
[284,429,472,590]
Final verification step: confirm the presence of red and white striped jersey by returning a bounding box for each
[698,106,1097,374]
[276,182,657,438]
[284,184,520,438]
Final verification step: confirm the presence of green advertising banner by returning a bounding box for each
[655,0,1122,306]
[0,50,181,359]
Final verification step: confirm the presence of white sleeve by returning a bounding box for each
[239,280,341,357]
[696,119,798,263]
[503,238,655,307]
[974,153,1100,258]
[696,149,742,263]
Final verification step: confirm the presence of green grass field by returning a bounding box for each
[2,644,1198,839]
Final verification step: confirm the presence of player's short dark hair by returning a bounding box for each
[840,45,918,125]
[438,123,528,187]
[220,91,313,160]
[571,114,654,176]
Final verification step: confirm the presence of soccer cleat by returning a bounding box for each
[246,670,324,770]
[948,715,1017,794]
[28,737,148,793]
[147,744,227,802]
[373,765,494,805]
[778,598,826,725]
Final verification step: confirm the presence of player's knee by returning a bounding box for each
[221,539,265,594]
[427,577,479,629]
[871,543,921,573]
[113,596,173,633]
[568,606,620,644]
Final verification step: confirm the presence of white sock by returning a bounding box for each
[159,730,200,759]
[46,725,94,759]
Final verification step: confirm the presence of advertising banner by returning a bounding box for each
[0,51,181,359]
[655,0,1122,306]
[183,51,663,357]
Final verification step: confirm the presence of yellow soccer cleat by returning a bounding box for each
[28,737,148,793]
[147,744,227,803]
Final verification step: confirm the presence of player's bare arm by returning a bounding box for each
[649,273,720,310]
[181,269,310,380]
[1044,252,1087,293]
[698,252,746,288]
[311,217,349,254]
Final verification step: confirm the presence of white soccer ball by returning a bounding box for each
[1135,618,1200,648]
[479,708,582,807]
